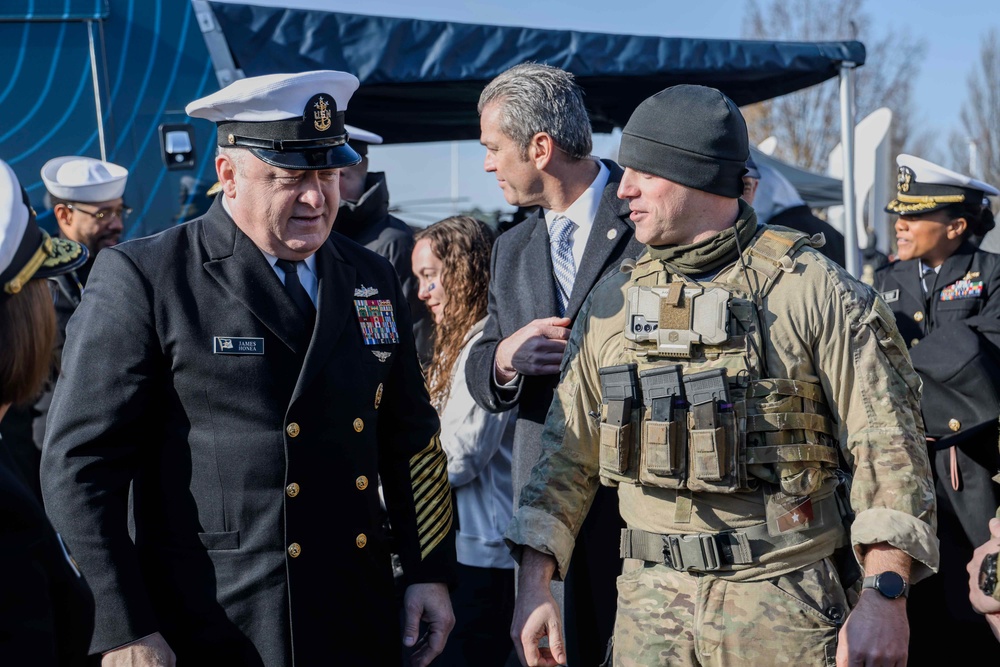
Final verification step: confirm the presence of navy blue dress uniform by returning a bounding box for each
[873,154,1000,662]
[0,158,94,665]
[40,71,455,665]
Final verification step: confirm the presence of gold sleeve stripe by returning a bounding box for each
[409,432,452,560]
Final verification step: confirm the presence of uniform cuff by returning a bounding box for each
[851,507,940,583]
[504,505,576,581]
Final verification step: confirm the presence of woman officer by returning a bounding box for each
[873,154,1000,661]
[0,158,94,664]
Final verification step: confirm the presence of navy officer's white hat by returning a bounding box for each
[345,124,383,157]
[186,70,362,171]
[41,156,128,203]
[886,154,999,216]
[1,159,87,303]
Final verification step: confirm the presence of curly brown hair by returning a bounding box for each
[414,216,495,410]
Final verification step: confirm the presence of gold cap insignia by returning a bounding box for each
[898,166,914,194]
[313,96,332,132]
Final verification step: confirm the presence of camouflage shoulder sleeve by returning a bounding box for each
[809,265,939,582]
[504,273,627,580]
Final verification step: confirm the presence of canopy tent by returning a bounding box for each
[206,2,866,144]
[751,147,844,210]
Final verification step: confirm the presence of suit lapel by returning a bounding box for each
[202,199,309,353]
[564,167,631,320]
[523,213,560,320]
[290,239,354,406]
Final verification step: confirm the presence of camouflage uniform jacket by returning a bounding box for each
[505,220,939,584]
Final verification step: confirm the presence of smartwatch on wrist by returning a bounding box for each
[861,571,908,599]
[979,552,999,601]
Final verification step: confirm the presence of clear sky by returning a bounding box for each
[215,0,998,225]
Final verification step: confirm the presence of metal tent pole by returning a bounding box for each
[839,62,859,277]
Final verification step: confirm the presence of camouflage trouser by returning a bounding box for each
[611,557,847,667]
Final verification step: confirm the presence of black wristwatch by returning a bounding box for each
[861,571,909,599]
[980,552,999,599]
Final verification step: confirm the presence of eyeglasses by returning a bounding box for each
[66,203,133,222]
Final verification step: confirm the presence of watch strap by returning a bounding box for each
[862,572,909,599]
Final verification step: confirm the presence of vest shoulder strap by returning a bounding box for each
[742,226,817,297]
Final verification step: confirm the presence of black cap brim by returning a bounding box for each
[249,144,361,171]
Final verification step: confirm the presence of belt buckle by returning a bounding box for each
[662,533,722,572]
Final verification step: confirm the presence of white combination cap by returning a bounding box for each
[41,156,128,203]
[887,154,999,215]
[186,70,362,170]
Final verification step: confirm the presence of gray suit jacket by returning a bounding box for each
[465,159,643,663]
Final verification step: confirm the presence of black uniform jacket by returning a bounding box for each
[873,243,1000,549]
[874,243,1000,445]
[41,198,455,665]
[0,443,94,665]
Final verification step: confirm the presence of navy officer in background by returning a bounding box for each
[41,70,456,666]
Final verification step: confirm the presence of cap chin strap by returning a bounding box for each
[3,234,50,295]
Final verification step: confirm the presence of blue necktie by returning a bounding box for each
[549,215,577,316]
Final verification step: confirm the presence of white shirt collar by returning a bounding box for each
[543,159,609,229]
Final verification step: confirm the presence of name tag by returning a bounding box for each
[213,337,265,355]
[880,289,899,303]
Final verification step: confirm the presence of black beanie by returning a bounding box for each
[618,85,749,198]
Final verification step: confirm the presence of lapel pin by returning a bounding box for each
[607,228,618,240]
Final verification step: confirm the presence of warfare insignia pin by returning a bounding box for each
[964,271,981,280]
[898,166,914,193]
[354,284,379,298]
[371,351,392,362]
[354,299,400,345]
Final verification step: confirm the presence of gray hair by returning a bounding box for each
[218,146,248,175]
[478,63,592,160]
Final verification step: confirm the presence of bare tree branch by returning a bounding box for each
[742,0,926,172]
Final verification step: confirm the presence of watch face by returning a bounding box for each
[980,552,998,596]
[876,571,907,599]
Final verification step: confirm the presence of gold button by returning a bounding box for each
[286,483,300,498]
[913,311,924,322]
[949,418,961,432]
[910,339,920,347]
[356,475,368,490]
[288,542,301,558]
[286,422,300,438]
[353,418,364,432]
[356,533,367,549]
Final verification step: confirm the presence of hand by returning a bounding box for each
[511,549,565,667]
[967,517,1000,615]
[495,317,572,384]
[837,544,911,666]
[402,582,454,667]
[102,632,176,666]
[836,591,908,666]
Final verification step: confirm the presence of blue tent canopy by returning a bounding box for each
[209,3,866,143]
